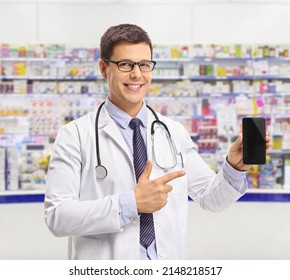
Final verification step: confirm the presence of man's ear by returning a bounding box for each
[99,59,107,80]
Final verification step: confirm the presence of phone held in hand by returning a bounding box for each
[242,117,266,165]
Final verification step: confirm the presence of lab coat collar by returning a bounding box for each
[94,101,158,164]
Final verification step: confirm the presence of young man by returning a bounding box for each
[44,24,272,260]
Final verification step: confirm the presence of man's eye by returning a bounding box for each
[119,61,133,67]
[140,63,150,68]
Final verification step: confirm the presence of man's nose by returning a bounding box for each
[130,64,142,79]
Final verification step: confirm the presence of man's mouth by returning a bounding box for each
[124,84,143,90]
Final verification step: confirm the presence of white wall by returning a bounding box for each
[2,0,290,44]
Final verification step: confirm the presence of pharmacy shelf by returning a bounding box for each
[0,58,60,62]
[0,116,28,120]
[269,150,290,155]
[239,188,290,203]
[0,93,105,98]
[247,188,290,193]
[152,75,181,80]
[3,57,290,63]
[0,75,99,81]
[0,190,45,204]
[184,75,290,81]
[6,74,290,82]
[154,57,290,63]
[0,57,96,62]
[1,92,290,99]
[1,188,290,204]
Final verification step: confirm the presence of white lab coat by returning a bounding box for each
[44,105,246,260]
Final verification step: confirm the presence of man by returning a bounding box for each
[44,24,272,260]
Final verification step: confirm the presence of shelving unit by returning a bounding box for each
[1,43,290,201]
[2,188,290,204]
[0,189,45,204]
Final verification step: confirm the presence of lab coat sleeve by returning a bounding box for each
[177,124,247,212]
[44,123,122,237]
[222,159,247,193]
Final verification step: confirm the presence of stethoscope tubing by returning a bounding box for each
[95,101,108,179]
[95,100,175,179]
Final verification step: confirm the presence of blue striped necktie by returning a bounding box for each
[129,118,155,247]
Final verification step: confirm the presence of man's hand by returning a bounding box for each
[134,160,186,213]
[227,133,272,171]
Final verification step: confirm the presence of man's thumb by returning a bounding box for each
[231,133,242,151]
[140,160,152,180]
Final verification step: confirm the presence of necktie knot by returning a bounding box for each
[129,118,142,130]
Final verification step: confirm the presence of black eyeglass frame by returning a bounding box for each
[103,58,156,72]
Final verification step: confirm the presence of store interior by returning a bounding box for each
[1,0,290,259]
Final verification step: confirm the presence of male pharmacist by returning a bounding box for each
[44,23,272,260]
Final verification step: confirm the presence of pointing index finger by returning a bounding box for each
[158,170,186,184]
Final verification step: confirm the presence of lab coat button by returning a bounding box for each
[129,217,134,221]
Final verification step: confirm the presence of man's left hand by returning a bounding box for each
[227,133,272,171]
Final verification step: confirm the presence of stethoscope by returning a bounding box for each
[95,101,181,179]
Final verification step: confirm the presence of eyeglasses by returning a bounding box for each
[103,58,156,72]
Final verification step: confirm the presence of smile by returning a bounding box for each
[125,84,143,89]
[124,84,144,91]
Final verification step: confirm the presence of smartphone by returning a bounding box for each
[242,117,266,164]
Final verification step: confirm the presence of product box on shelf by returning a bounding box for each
[6,147,19,191]
[258,155,283,189]
[0,148,5,191]
[18,144,49,190]
[246,153,286,189]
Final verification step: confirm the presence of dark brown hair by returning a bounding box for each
[100,24,153,59]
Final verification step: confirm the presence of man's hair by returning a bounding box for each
[100,23,153,59]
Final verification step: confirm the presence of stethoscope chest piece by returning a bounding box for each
[95,165,108,179]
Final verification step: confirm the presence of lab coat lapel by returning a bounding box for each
[98,105,132,162]
[147,109,154,162]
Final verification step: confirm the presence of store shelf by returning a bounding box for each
[184,75,256,81]
[0,93,105,98]
[0,116,28,120]
[179,75,290,81]
[152,75,182,80]
[239,188,290,202]
[0,58,60,62]
[247,188,290,193]
[0,57,96,62]
[1,188,290,204]
[155,57,290,63]
[0,190,45,204]
[268,150,290,155]
[0,75,99,81]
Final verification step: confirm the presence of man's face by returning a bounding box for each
[99,42,152,116]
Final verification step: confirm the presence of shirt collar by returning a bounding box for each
[105,98,148,129]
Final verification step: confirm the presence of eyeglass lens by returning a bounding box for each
[117,60,155,72]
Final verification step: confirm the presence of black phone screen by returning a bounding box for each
[242,117,266,164]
